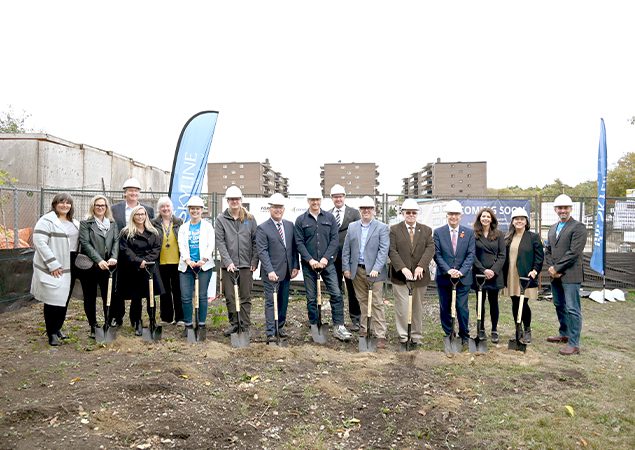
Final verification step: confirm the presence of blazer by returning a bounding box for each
[256,218,300,280]
[502,230,544,289]
[472,232,506,290]
[433,225,476,287]
[177,220,215,272]
[389,221,434,287]
[545,218,587,283]
[330,205,361,254]
[342,219,390,281]
[79,218,120,265]
[112,201,155,231]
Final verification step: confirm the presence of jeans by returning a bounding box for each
[180,267,212,326]
[263,276,290,336]
[551,280,582,347]
[302,262,344,325]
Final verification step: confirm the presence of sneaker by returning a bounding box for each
[491,331,499,343]
[223,324,238,337]
[333,325,352,341]
[176,321,185,327]
[349,322,360,332]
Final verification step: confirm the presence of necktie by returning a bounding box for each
[409,226,415,244]
[451,229,458,253]
[335,209,342,227]
[276,222,286,246]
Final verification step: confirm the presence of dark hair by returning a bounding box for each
[473,207,500,240]
[50,193,75,221]
[504,215,530,245]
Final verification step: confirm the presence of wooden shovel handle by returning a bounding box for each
[451,288,457,318]
[517,294,524,324]
[477,290,483,319]
[193,278,199,309]
[273,292,279,321]
[407,294,413,325]
[149,277,154,308]
[234,284,240,312]
[106,276,113,307]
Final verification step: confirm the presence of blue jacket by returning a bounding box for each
[294,209,339,264]
[433,225,476,287]
[342,219,389,281]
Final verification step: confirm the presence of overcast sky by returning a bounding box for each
[2,1,634,194]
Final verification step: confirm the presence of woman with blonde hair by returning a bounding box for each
[78,195,119,338]
[117,205,164,336]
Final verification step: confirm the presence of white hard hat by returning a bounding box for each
[588,291,605,304]
[444,200,463,214]
[225,186,243,198]
[511,207,529,219]
[358,196,375,208]
[401,198,419,211]
[306,190,323,200]
[553,194,573,207]
[611,289,626,301]
[330,184,346,196]
[268,192,286,206]
[122,178,141,190]
[186,195,205,208]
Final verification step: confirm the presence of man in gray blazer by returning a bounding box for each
[329,184,362,330]
[342,196,390,348]
[111,178,155,230]
[256,193,300,341]
[545,194,587,356]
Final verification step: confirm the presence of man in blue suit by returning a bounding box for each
[256,193,300,341]
[433,200,475,346]
[342,196,390,348]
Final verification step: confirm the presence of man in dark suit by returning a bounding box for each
[545,194,587,356]
[329,184,362,331]
[256,193,300,341]
[389,199,435,346]
[111,178,155,230]
[433,200,475,346]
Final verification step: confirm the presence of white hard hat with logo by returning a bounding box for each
[330,184,346,196]
[306,190,323,200]
[186,195,205,208]
[122,178,141,190]
[401,198,419,211]
[358,196,375,208]
[553,194,573,207]
[511,207,529,219]
[444,200,463,214]
[225,186,243,198]
[268,193,286,207]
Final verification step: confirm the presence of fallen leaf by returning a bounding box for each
[69,377,81,385]
[179,374,189,379]
[565,405,575,417]
[579,438,588,447]
[417,409,427,416]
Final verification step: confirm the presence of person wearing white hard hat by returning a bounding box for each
[389,198,435,347]
[342,196,390,348]
[433,200,475,348]
[294,190,352,342]
[502,207,543,344]
[256,193,300,342]
[112,177,155,231]
[328,184,362,331]
[177,196,215,335]
[215,186,259,336]
[544,193,587,356]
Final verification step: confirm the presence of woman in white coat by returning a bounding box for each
[178,196,215,334]
[31,193,80,346]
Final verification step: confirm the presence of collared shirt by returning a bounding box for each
[294,209,339,263]
[358,220,373,264]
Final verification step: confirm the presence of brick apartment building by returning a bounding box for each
[207,159,289,196]
[320,162,379,196]
[402,158,487,198]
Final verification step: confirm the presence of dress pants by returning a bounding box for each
[393,282,428,343]
[351,266,386,339]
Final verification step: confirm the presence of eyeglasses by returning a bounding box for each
[134,213,147,217]
[404,211,418,215]
[94,204,107,208]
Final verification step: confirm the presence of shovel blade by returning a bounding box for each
[508,338,527,352]
[94,326,106,344]
[267,336,288,347]
[310,324,328,344]
[152,325,162,342]
[142,327,152,342]
[230,330,250,348]
[468,337,488,353]
[444,335,461,354]
[398,341,417,352]
[358,335,377,352]
[187,327,198,344]
[197,327,207,342]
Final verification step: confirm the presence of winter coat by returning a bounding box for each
[215,209,259,269]
[472,232,506,290]
[502,230,544,289]
[117,228,164,299]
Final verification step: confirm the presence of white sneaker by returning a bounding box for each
[176,321,185,327]
[333,325,352,341]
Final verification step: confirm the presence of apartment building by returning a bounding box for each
[320,162,379,196]
[207,159,289,196]
[402,158,486,198]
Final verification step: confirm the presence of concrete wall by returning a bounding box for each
[0,133,170,191]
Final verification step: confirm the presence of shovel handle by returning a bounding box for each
[273,291,279,321]
[477,289,483,319]
[407,294,413,325]
[451,287,457,319]
[316,275,322,306]
[234,284,240,312]
[149,278,154,308]
[106,275,113,307]
[366,288,373,318]
[193,277,199,309]
[517,294,525,324]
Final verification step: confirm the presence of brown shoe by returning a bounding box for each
[377,338,386,349]
[546,335,568,343]
[559,346,580,356]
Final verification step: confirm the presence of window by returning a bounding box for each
[239,164,244,168]
[355,165,359,169]
[231,170,236,175]
[451,184,455,188]
[450,174,454,178]
[223,185,227,189]
[239,175,244,179]
[239,185,244,189]
[467,184,471,187]
[459,179,463,183]
[467,174,471,178]
[222,175,227,179]
[467,164,471,167]
[222,164,227,169]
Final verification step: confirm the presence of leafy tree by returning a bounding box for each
[607,152,634,197]
[0,107,31,133]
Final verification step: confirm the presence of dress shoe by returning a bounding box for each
[376,338,386,349]
[547,335,568,343]
[349,322,361,332]
[491,331,499,343]
[134,321,143,337]
[524,328,532,344]
[278,329,288,338]
[477,329,487,340]
[559,345,580,356]
[223,324,238,337]
[56,330,69,340]
[89,325,96,339]
[48,334,61,346]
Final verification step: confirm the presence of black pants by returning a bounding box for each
[333,255,360,325]
[129,296,154,325]
[43,303,67,337]
[475,289,499,331]
[222,268,253,328]
[67,252,80,304]
[511,295,532,329]
[79,266,111,326]
[159,264,182,323]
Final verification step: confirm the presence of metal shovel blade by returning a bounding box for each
[151,325,162,342]
[468,336,488,353]
[398,340,416,352]
[444,333,461,354]
[197,327,207,342]
[142,326,153,342]
[230,329,250,348]
[508,325,527,352]
[187,327,198,344]
[95,325,117,344]
[358,334,377,352]
[310,323,328,344]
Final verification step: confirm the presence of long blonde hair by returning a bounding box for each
[121,205,159,240]
[86,195,114,220]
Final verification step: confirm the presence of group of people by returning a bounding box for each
[31,180,587,356]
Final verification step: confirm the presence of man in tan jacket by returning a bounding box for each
[389,199,435,346]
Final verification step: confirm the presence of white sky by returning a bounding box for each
[2,1,634,194]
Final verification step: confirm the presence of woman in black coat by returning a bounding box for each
[502,207,544,343]
[472,208,506,343]
[118,205,164,336]
[78,195,119,338]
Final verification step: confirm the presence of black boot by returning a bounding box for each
[524,327,532,344]
[49,333,61,346]
[56,330,69,340]
[89,325,96,339]
[134,321,143,336]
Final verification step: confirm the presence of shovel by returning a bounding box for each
[508,276,530,352]
[359,277,378,352]
[142,262,162,342]
[399,280,416,352]
[186,267,206,343]
[230,271,250,348]
[443,277,462,354]
[268,281,288,347]
[310,268,328,344]
[469,274,488,353]
[95,265,118,344]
